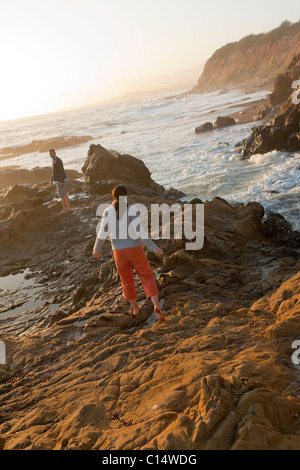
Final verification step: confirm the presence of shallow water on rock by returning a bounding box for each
[0,269,60,322]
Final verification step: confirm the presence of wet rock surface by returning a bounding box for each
[235,55,300,158]
[194,116,236,135]
[195,122,214,134]
[0,146,299,450]
[267,54,300,107]
[214,116,236,129]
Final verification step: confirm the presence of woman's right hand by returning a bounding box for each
[154,248,163,257]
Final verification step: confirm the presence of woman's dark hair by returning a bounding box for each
[112,185,128,219]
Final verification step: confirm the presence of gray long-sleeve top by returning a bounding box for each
[94,204,158,252]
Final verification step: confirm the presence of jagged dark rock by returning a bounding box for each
[253,104,271,121]
[195,122,213,134]
[195,117,236,135]
[260,212,300,249]
[82,144,185,199]
[267,53,300,106]
[288,132,300,151]
[235,55,300,158]
[214,116,236,128]
[82,144,163,194]
[235,125,290,158]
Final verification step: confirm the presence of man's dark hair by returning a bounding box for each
[49,149,55,153]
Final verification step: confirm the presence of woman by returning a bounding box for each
[93,185,166,322]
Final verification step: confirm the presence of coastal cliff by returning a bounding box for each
[191,20,300,93]
[0,146,299,450]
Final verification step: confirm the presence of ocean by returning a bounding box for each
[0,88,299,230]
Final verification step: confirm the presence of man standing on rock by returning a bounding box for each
[49,149,71,213]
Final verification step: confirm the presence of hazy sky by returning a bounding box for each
[0,0,299,121]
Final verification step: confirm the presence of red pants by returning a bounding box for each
[113,246,159,300]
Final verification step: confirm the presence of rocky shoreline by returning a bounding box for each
[0,143,299,450]
[0,136,94,160]
[192,53,300,160]
[234,54,300,158]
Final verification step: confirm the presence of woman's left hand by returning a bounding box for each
[154,248,163,257]
[93,251,100,259]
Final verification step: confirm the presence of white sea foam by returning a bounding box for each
[0,88,299,230]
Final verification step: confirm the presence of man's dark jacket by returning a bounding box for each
[51,156,67,183]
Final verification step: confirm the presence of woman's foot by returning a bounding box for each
[133,305,142,317]
[129,298,141,317]
[154,306,166,322]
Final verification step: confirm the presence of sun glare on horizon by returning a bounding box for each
[0,0,299,122]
